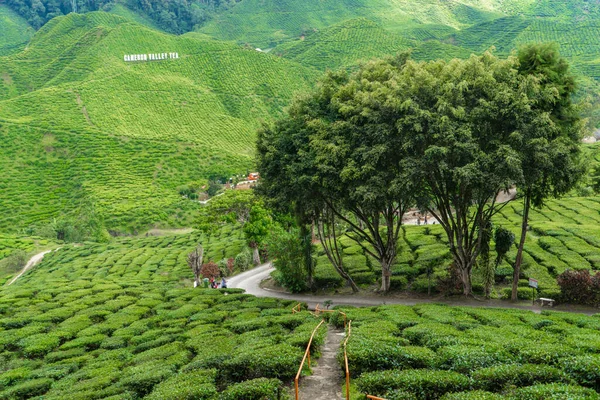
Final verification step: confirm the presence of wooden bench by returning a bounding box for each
[537,298,555,307]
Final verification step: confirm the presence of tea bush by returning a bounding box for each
[342,304,600,399]
[0,232,326,399]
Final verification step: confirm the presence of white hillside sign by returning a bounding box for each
[124,52,180,62]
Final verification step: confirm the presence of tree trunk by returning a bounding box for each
[460,266,472,296]
[252,246,261,266]
[512,194,531,301]
[380,261,392,292]
[300,224,314,288]
[194,275,200,288]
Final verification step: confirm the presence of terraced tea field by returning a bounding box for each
[0,12,318,233]
[0,225,335,399]
[0,234,56,285]
[0,5,34,56]
[339,304,600,399]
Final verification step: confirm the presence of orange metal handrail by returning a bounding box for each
[291,303,302,314]
[294,319,325,400]
[342,317,387,400]
[313,304,347,329]
[343,320,352,400]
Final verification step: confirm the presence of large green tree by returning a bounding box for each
[400,53,526,296]
[510,43,585,301]
[257,56,414,291]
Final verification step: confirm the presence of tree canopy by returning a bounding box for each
[258,46,584,296]
[257,54,414,291]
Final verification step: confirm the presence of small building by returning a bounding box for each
[248,172,259,181]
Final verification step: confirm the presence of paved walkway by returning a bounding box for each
[228,263,599,315]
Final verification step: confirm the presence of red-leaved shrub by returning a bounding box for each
[200,261,220,280]
[557,269,600,306]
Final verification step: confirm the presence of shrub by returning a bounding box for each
[507,383,600,399]
[352,271,376,285]
[501,287,534,300]
[201,261,220,280]
[346,342,437,376]
[0,378,53,399]
[218,377,283,400]
[3,250,27,274]
[221,343,301,383]
[145,369,217,400]
[386,390,418,400]
[267,228,307,293]
[471,364,572,391]
[562,355,600,390]
[440,391,505,400]
[119,362,175,397]
[234,249,253,272]
[18,333,61,357]
[403,323,461,348]
[557,269,600,306]
[356,369,470,399]
[437,345,514,373]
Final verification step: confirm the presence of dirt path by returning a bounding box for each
[7,249,56,286]
[297,327,345,400]
[228,263,599,315]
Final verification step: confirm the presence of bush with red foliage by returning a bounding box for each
[200,261,220,280]
[557,269,600,306]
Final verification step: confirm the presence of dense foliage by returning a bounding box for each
[5,0,237,32]
[339,304,600,399]
[0,230,327,399]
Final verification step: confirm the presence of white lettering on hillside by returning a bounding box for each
[124,53,180,62]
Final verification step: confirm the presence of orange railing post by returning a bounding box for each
[343,320,352,400]
[294,319,325,400]
[291,303,302,314]
[312,306,347,329]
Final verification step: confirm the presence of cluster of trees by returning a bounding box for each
[6,0,239,32]
[257,44,585,299]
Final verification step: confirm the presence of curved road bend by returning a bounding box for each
[228,263,598,315]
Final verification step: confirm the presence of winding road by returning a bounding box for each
[228,262,598,315]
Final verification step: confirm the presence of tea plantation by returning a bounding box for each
[0,12,318,233]
[0,5,34,56]
[0,227,329,399]
[337,304,600,399]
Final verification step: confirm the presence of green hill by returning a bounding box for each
[197,0,513,48]
[0,5,34,56]
[273,18,413,70]
[0,12,318,233]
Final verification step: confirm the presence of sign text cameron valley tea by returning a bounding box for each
[124,52,180,62]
